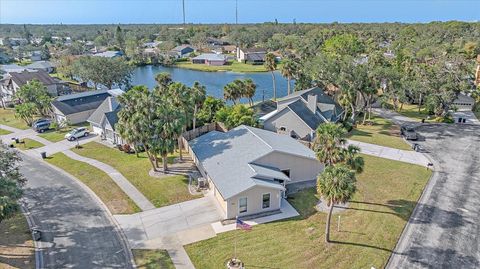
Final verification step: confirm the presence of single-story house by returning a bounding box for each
[260,87,344,141]
[51,89,123,125]
[452,93,475,111]
[192,53,227,66]
[237,47,266,64]
[222,45,237,54]
[87,96,124,144]
[92,51,123,58]
[30,51,42,61]
[189,125,323,219]
[171,45,195,58]
[0,70,66,106]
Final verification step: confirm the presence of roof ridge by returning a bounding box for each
[243,125,273,150]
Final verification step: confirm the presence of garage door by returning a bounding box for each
[92,125,103,135]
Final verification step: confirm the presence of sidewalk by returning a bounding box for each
[372,108,419,125]
[347,139,429,166]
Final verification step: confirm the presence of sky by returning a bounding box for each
[0,0,479,25]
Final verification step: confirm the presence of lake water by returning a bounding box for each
[130,65,294,103]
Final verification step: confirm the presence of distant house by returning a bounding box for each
[0,70,66,106]
[452,93,475,112]
[259,87,344,141]
[143,41,160,48]
[237,47,267,64]
[25,61,56,73]
[222,45,237,54]
[30,51,42,62]
[171,45,195,58]
[189,125,323,219]
[51,89,123,125]
[92,51,123,58]
[192,53,227,66]
[88,96,124,145]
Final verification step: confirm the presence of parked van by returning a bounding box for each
[32,119,51,133]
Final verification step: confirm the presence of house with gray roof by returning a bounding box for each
[192,53,227,66]
[171,45,195,58]
[259,87,344,141]
[87,96,124,145]
[189,125,323,219]
[236,47,267,64]
[51,89,123,125]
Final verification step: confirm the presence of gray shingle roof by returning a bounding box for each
[9,70,57,86]
[189,125,316,199]
[52,90,111,115]
[192,53,226,61]
[87,96,120,125]
[287,99,325,130]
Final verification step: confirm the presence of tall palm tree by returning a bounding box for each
[191,81,206,130]
[264,53,277,100]
[317,165,356,243]
[223,83,237,104]
[243,78,257,106]
[167,82,192,161]
[155,72,172,92]
[281,58,296,95]
[343,145,365,173]
[313,123,347,166]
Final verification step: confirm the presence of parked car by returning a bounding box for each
[401,125,418,140]
[65,127,89,141]
[32,119,51,133]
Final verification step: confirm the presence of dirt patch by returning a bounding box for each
[0,213,35,269]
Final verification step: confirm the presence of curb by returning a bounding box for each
[19,152,137,269]
[19,202,44,269]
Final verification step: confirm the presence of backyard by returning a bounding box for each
[175,61,283,73]
[71,142,198,207]
[185,154,432,269]
[132,249,175,269]
[0,212,35,269]
[0,108,30,130]
[348,116,412,150]
[46,152,141,214]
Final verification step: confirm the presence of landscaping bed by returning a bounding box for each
[185,154,432,269]
[0,108,30,130]
[46,152,141,214]
[132,249,175,269]
[348,116,412,151]
[72,142,197,208]
[0,212,35,269]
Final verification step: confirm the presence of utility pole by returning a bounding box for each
[182,0,186,25]
[235,0,238,25]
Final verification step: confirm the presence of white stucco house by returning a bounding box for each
[188,125,323,219]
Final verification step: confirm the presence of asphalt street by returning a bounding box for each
[19,153,133,268]
[388,124,480,269]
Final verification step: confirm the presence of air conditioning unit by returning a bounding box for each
[197,177,207,189]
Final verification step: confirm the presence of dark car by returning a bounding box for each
[401,125,418,140]
[33,121,51,133]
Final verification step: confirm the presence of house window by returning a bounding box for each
[262,193,271,209]
[239,197,247,213]
[279,126,286,132]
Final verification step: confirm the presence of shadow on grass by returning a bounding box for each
[329,240,392,252]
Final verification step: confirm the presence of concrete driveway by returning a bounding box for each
[388,124,480,268]
[115,195,223,249]
[19,153,133,268]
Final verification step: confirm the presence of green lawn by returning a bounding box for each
[133,249,175,269]
[38,123,90,142]
[72,142,197,208]
[389,103,435,122]
[0,128,12,135]
[175,61,283,73]
[185,154,432,269]
[0,211,35,268]
[14,138,44,150]
[46,152,141,214]
[348,116,412,151]
[0,108,30,130]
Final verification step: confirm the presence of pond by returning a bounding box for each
[131,65,294,103]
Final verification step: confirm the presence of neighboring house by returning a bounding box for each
[25,61,56,73]
[51,89,122,125]
[260,87,344,141]
[143,48,160,58]
[171,45,195,58]
[30,51,42,61]
[192,53,227,66]
[0,64,26,73]
[92,51,123,58]
[88,96,124,144]
[452,93,475,112]
[0,70,65,105]
[143,41,160,48]
[236,47,266,64]
[222,45,237,54]
[189,125,323,219]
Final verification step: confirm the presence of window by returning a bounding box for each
[279,126,286,131]
[262,193,271,209]
[239,197,247,213]
[281,169,290,178]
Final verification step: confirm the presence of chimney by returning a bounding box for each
[307,94,317,113]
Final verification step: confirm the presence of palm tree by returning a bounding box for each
[223,83,237,104]
[317,165,356,243]
[264,53,277,100]
[343,145,364,173]
[155,72,172,92]
[281,58,296,95]
[166,82,192,161]
[313,123,347,166]
[191,81,206,130]
[243,78,257,106]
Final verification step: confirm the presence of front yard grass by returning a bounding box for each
[0,108,29,130]
[132,249,175,269]
[348,115,412,151]
[46,152,141,214]
[0,212,35,268]
[0,128,12,135]
[185,154,432,269]
[72,142,197,208]
[388,103,435,122]
[38,123,90,142]
[175,61,283,73]
[14,138,44,150]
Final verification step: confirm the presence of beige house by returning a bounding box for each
[189,125,323,219]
